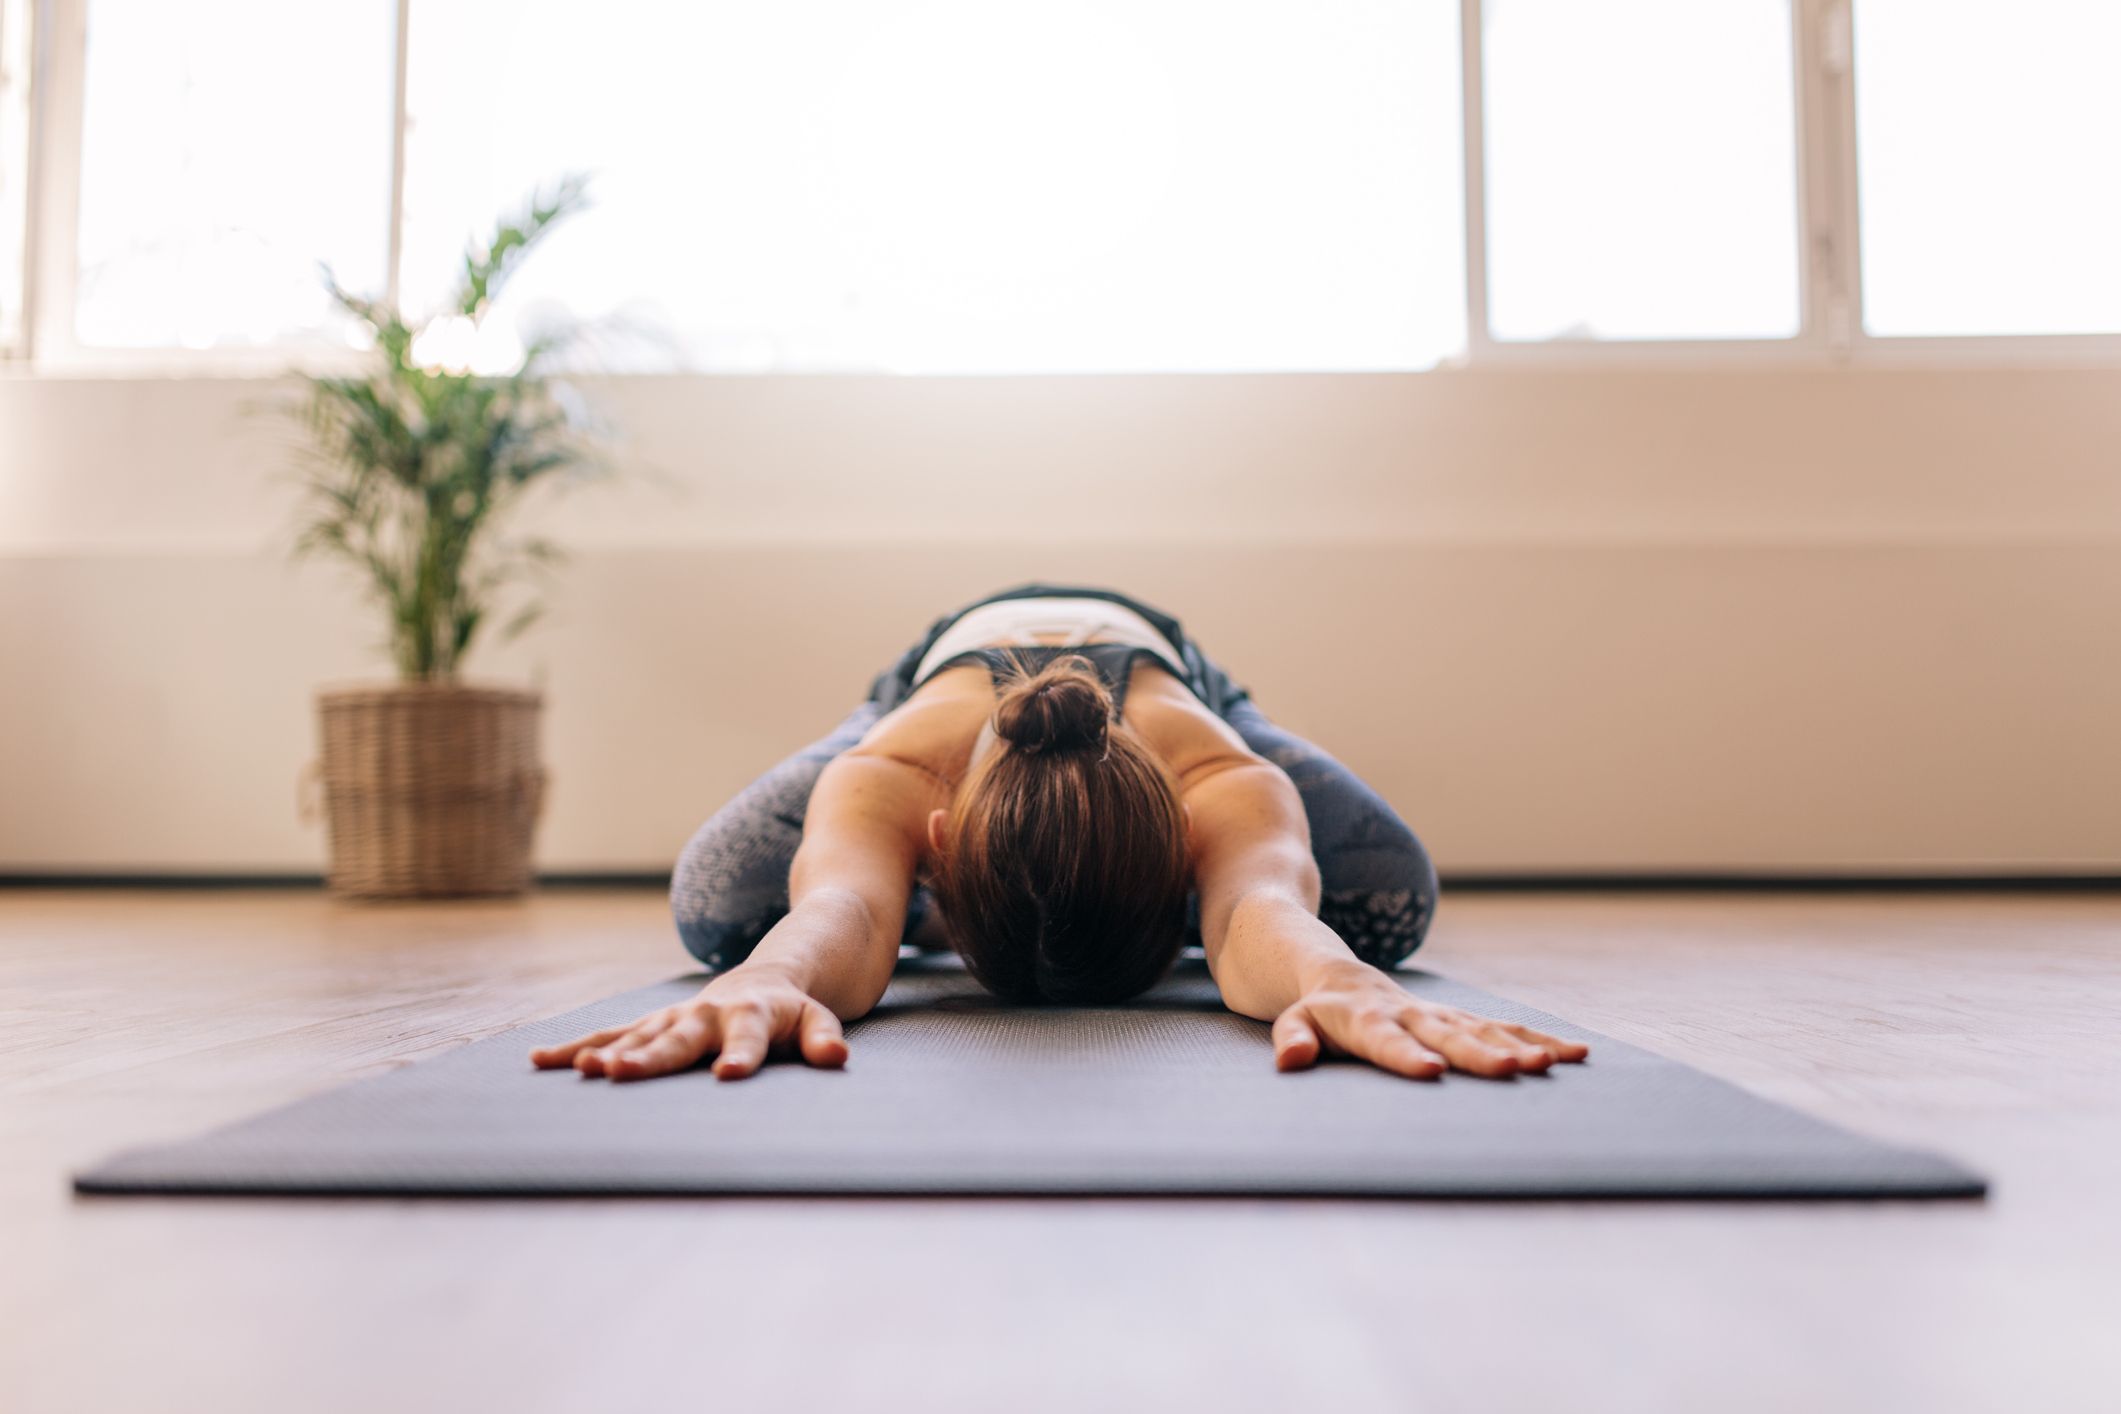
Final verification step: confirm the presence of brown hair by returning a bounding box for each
[930,652,1190,1004]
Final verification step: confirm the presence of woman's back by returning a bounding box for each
[847,640,1256,808]
[569,581,1543,1085]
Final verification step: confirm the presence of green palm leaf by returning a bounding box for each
[279,177,610,681]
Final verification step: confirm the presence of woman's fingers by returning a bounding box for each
[606,1010,716,1080]
[530,1023,634,1070]
[557,996,855,1082]
[1476,1022,1559,1073]
[1278,997,1527,1080]
[796,1002,849,1069]
[551,990,1585,1089]
[1404,1010,1523,1078]
[710,1005,774,1080]
[570,1012,678,1075]
[578,1011,680,1077]
[1271,1006,1322,1071]
[1359,1017,1446,1080]
[1498,1020,1590,1063]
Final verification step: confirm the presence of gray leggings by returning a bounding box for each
[670,694,1439,975]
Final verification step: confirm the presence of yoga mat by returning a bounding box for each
[74,960,1984,1199]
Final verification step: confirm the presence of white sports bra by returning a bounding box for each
[911,596,1190,687]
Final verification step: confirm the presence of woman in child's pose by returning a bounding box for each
[533,583,1587,1082]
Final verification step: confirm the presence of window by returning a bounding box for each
[1479,0,1801,343]
[1854,0,2121,337]
[399,0,1464,374]
[71,0,394,349]
[19,1,2121,369]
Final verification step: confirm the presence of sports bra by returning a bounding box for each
[914,642,1181,715]
[866,581,1251,721]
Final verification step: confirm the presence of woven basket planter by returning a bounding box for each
[314,683,546,899]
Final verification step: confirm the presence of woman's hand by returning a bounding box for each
[1271,961,1590,1080]
[529,967,849,1082]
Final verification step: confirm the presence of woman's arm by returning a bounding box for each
[761,751,938,1013]
[1185,756,1588,1079]
[532,750,940,1082]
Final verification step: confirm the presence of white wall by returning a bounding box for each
[2,367,2118,874]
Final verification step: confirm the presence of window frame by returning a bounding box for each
[1460,0,1831,364]
[15,0,400,375]
[1836,0,2121,356]
[9,0,2121,374]
[1460,0,2121,366]
[0,0,36,357]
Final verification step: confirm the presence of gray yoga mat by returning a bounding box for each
[74,960,1984,1199]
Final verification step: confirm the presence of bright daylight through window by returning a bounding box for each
[65,0,1467,372]
[396,0,1465,374]
[73,0,394,350]
[47,0,2121,366]
[1480,0,1800,343]
[1854,0,2121,337]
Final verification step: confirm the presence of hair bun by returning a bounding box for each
[992,654,1112,755]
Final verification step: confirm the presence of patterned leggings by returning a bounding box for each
[670,693,1439,975]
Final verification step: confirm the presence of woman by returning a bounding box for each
[532,582,1587,1082]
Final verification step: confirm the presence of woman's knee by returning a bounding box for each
[670,794,802,971]
[670,700,887,972]
[1316,815,1438,968]
[1223,700,1438,967]
[670,753,836,972]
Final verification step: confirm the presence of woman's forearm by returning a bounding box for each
[733,885,899,1019]
[1185,758,1362,1021]
[1207,889,1369,1023]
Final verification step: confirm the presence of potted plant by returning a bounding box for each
[284,177,609,898]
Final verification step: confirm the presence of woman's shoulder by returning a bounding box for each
[843,656,1256,791]
[1121,663,1264,788]
[842,664,993,783]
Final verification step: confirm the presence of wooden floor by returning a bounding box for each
[3,887,2117,1414]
